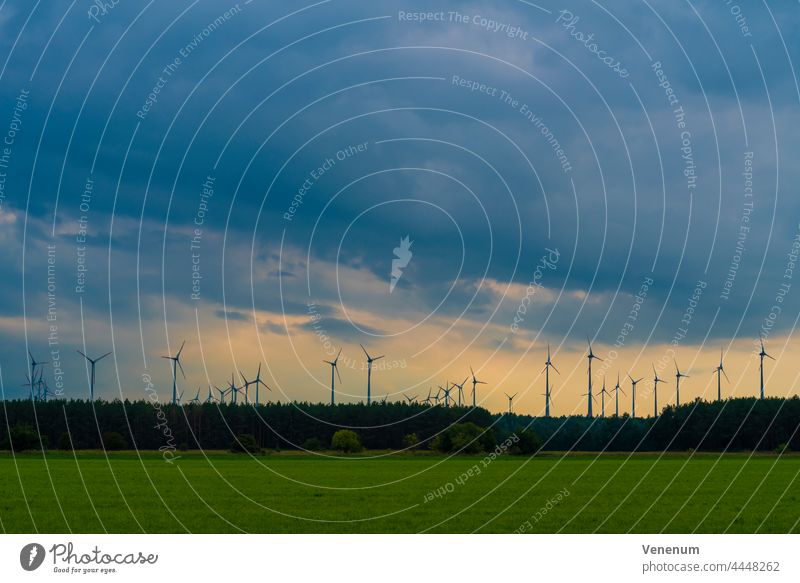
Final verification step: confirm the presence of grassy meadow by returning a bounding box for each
[0,451,798,533]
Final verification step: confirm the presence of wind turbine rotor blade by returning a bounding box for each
[335,365,342,384]
[98,352,112,361]
[374,355,385,361]
[722,369,730,382]
[360,344,370,359]
[176,359,186,378]
[177,340,186,358]
[77,350,89,360]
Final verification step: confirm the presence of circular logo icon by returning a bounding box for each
[19,543,46,571]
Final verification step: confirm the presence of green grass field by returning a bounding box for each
[1,451,798,533]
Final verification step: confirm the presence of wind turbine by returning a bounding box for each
[26,351,48,400]
[453,377,467,407]
[189,387,201,404]
[40,377,52,401]
[675,359,689,407]
[543,344,559,418]
[403,393,418,404]
[652,365,665,417]
[28,350,48,381]
[439,383,452,407]
[77,350,112,401]
[586,338,603,418]
[205,386,215,403]
[469,366,486,408]
[628,374,643,419]
[361,344,384,405]
[505,392,517,415]
[161,340,186,405]
[241,363,270,406]
[227,372,241,405]
[599,379,610,418]
[214,385,228,404]
[758,338,774,399]
[423,388,433,405]
[613,373,625,417]
[714,349,728,402]
[324,349,343,405]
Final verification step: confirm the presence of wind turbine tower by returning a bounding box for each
[613,373,625,417]
[586,338,603,418]
[161,340,186,405]
[324,349,342,405]
[77,350,112,401]
[361,344,385,405]
[599,379,610,418]
[652,365,665,417]
[674,360,689,407]
[543,344,559,418]
[758,339,774,399]
[469,366,486,408]
[505,392,517,415]
[714,349,729,402]
[628,374,643,419]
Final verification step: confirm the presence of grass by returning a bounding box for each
[0,450,798,533]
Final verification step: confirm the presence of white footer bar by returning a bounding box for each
[0,534,795,582]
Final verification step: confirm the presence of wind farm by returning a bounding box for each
[6,336,792,418]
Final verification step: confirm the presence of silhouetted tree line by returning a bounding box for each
[1,396,798,452]
[0,399,492,451]
[499,397,800,452]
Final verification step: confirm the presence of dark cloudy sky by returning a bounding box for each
[1,0,799,414]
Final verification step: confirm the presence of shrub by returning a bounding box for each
[512,428,542,455]
[302,437,323,451]
[2,424,42,451]
[331,429,362,453]
[432,423,493,454]
[101,431,128,451]
[230,433,261,454]
[402,433,420,449]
